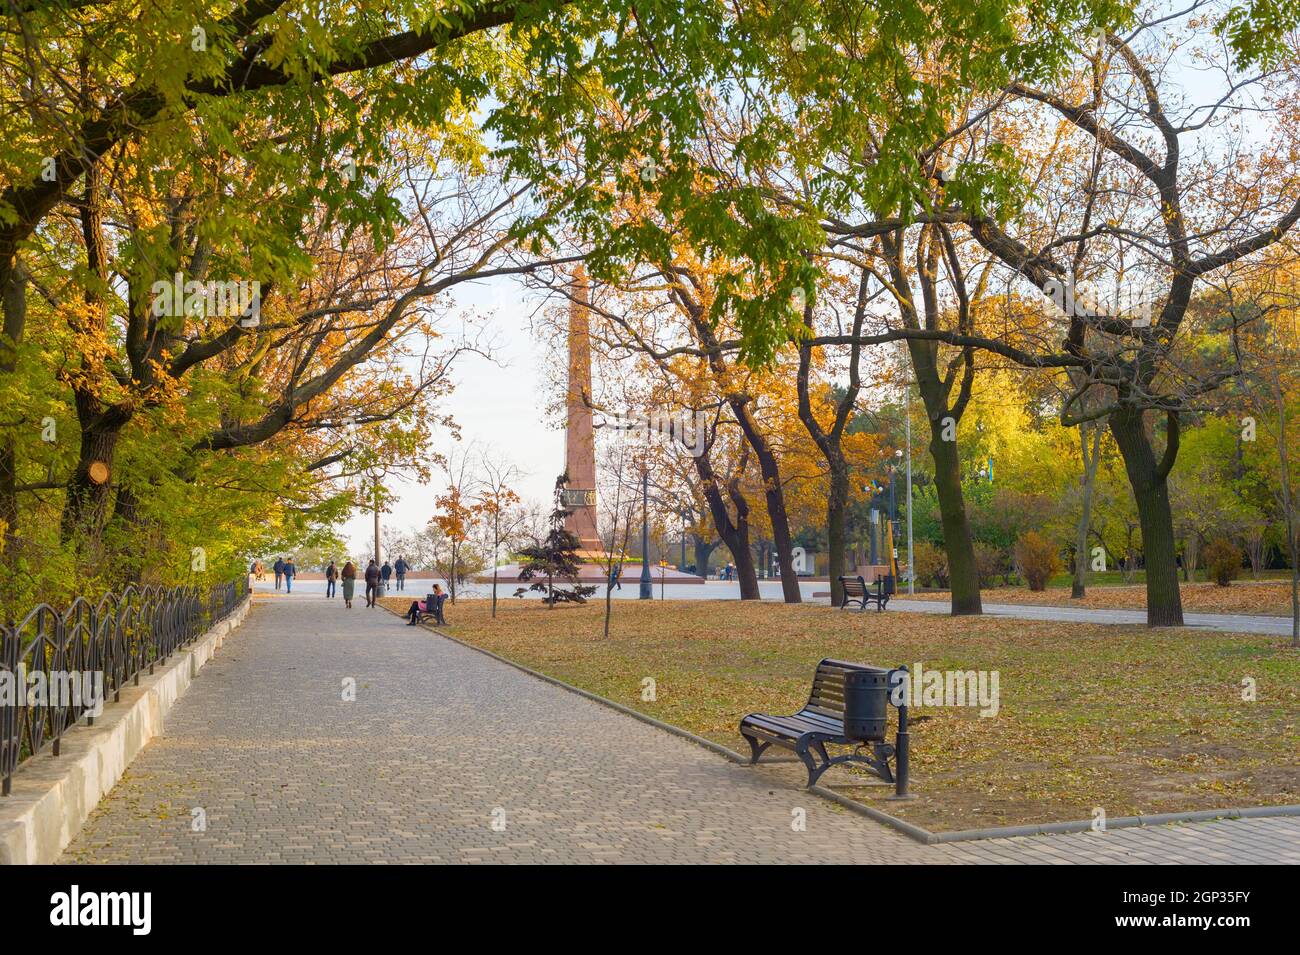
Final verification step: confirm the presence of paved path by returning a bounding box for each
[890,598,1298,636]
[61,595,1300,864]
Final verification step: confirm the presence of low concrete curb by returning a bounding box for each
[388,606,1300,848]
[0,596,252,865]
[925,804,1300,844]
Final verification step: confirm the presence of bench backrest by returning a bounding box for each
[805,658,888,718]
[838,575,867,596]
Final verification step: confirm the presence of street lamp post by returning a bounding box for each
[892,449,903,582]
[639,470,652,599]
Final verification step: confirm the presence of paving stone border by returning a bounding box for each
[0,596,251,864]
[402,609,1300,847]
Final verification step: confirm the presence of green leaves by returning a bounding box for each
[1218,0,1300,70]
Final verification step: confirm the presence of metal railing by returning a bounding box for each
[0,577,248,795]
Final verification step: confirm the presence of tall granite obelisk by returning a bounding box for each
[563,268,603,554]
[469,273,705,585]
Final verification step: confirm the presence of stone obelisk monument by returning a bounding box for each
[471,267,704,585]
[563,268,603,555]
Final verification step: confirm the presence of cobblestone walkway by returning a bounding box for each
[61,595,1300,864]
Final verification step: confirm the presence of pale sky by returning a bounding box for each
[340,275,562,553]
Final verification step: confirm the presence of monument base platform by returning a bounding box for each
[475,561,706,585]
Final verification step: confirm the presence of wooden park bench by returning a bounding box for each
[838,574,893,612]
[739,658,911,794]
[415,592,448,626]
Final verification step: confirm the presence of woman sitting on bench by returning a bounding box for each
[404,584,446,626]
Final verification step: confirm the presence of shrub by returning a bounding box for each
[1203,537,1242,587]
[973,542,1005,587]
[1014,531,1061,591]
[910,541,948,588]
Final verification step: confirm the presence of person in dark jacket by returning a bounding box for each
[325,561,338,598]
[380,561,392,591]
[394,556,408,591]
[364,559,381,608]
[341,561,357,608]
[283,558,296,593]
[273,557,285,590]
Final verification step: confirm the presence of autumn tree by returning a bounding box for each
[472,450,525,617]
[430,447,479,603]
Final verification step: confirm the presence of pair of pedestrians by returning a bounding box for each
[375,559,410,591]
[272,557,296,592]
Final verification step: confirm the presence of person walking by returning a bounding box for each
[609,563,622,590]
[380,560,392,594]
[364,559,381,608]
[341,561,357,608]
[394,556,408,592]
[325,560,338,598]
[273,557,285,590]
[283,557,296,593]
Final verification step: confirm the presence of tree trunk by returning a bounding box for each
[449,542,458,603]
[63,159,127,547]
[725,476,760,599]
[695,451,759,598]
[61,419,122,543]
[0,267,25,556]
[1071,423,1102,599]
[691,537,716,577]
[1245,529,1265,579]
[1109,406,1184,626]
[906,330,981,615]
[491,512,499,617]
[730,405,801,603]
[826,464,848,606]
[1272,375,1299,648]
[1184,536,1200,584]
[928,421,982,614]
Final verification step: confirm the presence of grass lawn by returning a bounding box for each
[379,594,1299,832]
[910,578,1300,618]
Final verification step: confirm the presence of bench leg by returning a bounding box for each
[794,741,823,788]
[806,741,840,787]
[741,732,771,765]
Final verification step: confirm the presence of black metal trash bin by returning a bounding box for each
[842,667,890,742]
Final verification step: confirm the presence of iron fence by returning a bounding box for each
[0,576,248,795]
